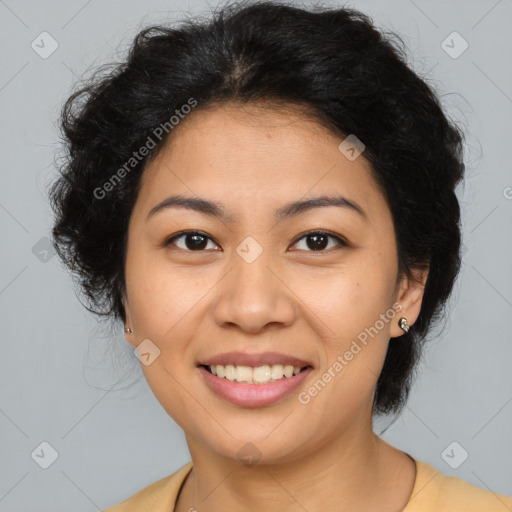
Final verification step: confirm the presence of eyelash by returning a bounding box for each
[163,230,348,253]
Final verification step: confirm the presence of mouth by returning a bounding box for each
[199,363,313,385]
[197,363,314,408]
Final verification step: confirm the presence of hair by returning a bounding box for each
[48,0,465,417]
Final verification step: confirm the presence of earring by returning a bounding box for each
[398,317,410,333]
[124,327,133,333]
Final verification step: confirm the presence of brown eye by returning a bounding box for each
[291,231,347,252]
[165,231,219,251]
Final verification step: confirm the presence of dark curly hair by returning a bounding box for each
[48,0,465,417]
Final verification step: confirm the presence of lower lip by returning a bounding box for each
[198,366,313,408]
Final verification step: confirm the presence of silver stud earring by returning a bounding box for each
[124,327,133,334]
[398,317,410,333]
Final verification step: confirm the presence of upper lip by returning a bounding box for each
[198,351,313,369]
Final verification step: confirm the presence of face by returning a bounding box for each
[122,102,426,465]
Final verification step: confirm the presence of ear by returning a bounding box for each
[389,265,429,338]
[121,295,136,347]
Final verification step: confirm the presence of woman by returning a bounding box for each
[49,1,512,510]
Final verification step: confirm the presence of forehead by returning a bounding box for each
[135,102,387,223]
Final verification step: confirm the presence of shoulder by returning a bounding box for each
[405,458,512,512]
[102,461,193,512]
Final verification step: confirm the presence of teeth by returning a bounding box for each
[208,364,304,384]
[225,364,236,381]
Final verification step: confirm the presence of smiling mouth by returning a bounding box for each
[200,363,313,385]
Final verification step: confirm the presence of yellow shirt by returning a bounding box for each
[102,458,512,511]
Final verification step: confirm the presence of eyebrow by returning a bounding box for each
[146,194,367,223]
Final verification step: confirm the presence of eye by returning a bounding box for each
[164,230,347,252]
[290,230,347,252]
[164,231,220,251]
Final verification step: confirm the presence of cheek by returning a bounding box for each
[304,258,396,397]
[301,261,396,343]
[302,286,393,429]
[125,247,206,336]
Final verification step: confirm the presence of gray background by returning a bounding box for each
[1,0,511,510]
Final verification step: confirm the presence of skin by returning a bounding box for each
[122,102,428,512]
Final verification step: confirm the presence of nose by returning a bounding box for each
[211,247,296,334]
